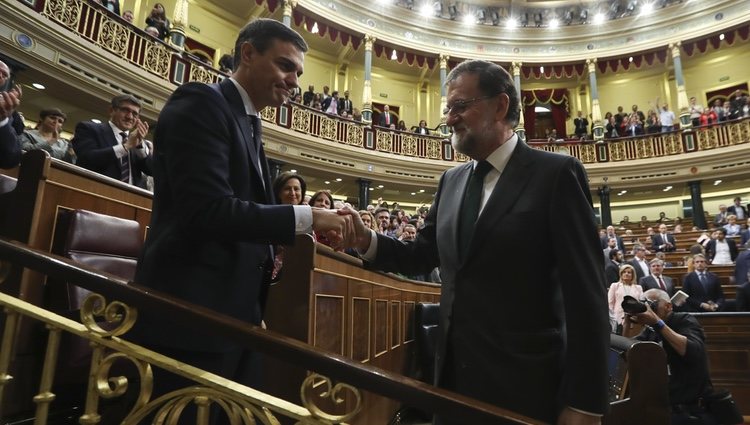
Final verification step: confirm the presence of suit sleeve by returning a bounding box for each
[550,157,609,414]
[0,122,21,169]
[155,84,295,243]
[683,276,701,311]
[72,122,117,172]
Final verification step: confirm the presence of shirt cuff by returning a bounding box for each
[0,118,8,128]
[113,143,128,158]
[132,141,149,158]
[357,229,379,261]
[293,205,312,234]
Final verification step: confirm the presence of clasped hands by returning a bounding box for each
[0,84,22,121]
[310,206,372,251]
[123,119,149,150]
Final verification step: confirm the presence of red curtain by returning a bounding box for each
[521,89,569,138]
[523,104,536,138]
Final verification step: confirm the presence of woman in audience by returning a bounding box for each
[145,3,170,41]
[273,171,306,206]
[358,210,378,232]
[608,264,642,334]
[309,190,336,248]
[414,119,430,135]
[19,108,75,163]
[646,109,661,134]
[397,120,408,132]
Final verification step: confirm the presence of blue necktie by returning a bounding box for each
[699,272,708,290]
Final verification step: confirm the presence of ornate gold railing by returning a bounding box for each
[36,0,223,84]
[0,238,530,424]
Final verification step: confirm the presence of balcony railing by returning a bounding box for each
[12,0,750,165]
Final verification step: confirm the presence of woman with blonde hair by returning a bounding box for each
[608,264,643,334]
[358,210,378,232]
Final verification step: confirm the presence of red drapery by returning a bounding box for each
[521,89,569,138]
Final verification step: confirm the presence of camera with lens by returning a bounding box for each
[621,295,658,315]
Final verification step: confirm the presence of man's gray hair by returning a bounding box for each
[649,258,664,267]
[445,60,520,127]
[643,288,670,303]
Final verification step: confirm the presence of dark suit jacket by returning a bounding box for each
[727,204,748,219]
[600,234,624,250]
[628,258,649,281]
[0,121,21,169]
[682,271,725,311]
[651,232,676,252]
[605,260,621,288]
[321,96,337,113]
[735,250,750,287]
[414,126,430,135]
[71,121,152,188]
[705,238,738,263]
[134,79,295,351]
[365,141,609,421]
[639,274,675,297]
[378,112,395,127]
[337,97,353,115]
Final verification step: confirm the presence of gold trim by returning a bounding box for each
[300,373,362,423]
[374,299,388,358]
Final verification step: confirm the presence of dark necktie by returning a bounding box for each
[458,161,493,257]
[657,276,666,291]
[119,132,130,183]
[699,272,708,289]
[248,115,262,155]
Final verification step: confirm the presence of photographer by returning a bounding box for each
[627,289,716,424]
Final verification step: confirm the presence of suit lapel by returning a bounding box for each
[441,163,473,264]
[470,141,533,257]
[217,79,266,196]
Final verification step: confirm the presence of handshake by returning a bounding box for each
[311,206,372,251]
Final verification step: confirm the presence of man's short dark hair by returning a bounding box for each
[716,227,727,235]
[609,249,620,260]
[445,60,520,127]
[111,94,141,110]
[39,108,66,121]
[233,18,308,69]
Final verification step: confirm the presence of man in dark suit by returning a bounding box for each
[378,104,395,127]
[627,245,650,282]
[727,196,748,220]
[344,60,608,424]
[705,227,738,264]
[651,223,676,252]
[573,111,588,138]
[72,94,153,188]
[735,250,750,311]
[605,249,623,288]
[134,19,352,398]
[0,60,21,169]
[682,254,725,312]
[639,259,675,297]
[337,90,353,116]
[600,225,623,250]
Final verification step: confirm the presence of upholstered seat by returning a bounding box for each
[415,302,440,384]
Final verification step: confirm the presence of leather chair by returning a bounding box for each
[415,302,440,384]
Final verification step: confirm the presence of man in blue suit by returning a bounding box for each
[682,254,725,312]
[134,19,352,398]
[735,250,750,311]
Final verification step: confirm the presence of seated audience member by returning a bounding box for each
[373,207,390,235]
[218,54,234,73]
[145,2,170,41]
[640,259,675,297]
[652,223,676,252]
[604,249,623,289]
[270,172,307,279]
[654,251,673,267]
[358,210,378,232]
[309,190,335,247]
[630,289,716,425]
[302,85,315,106]
[122,10,135,23]
[656,211,671,223]
[337,90,353,116]
[714,204,728,225]
[102,0,120,14]
[688,243,705,257]
[20,108,75,162]
[414,119,430,135]
[72,94,152,188]
[727,196,747,220]
[399,223,417,241]
[608,264,642,334]
[0,59,22,169]
[705,228,737,265]
[351,108,362,122]
[291,93,302,104]
[673,224,683,233]
[623,229,636,243]
[696,231,712,248]
[322,91,339,115]
[546,128,559,143]
[396,120,408,132]
[638,215,649,228]
[682,254,725,312]
[723,214,741,236]
[741,218,750,247]
[144,26,160,38]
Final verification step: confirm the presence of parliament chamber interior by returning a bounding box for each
[0,0,749,423]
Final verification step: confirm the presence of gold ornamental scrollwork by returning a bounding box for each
[454,151,470,162]
[189,65,215,84]
[696,129,717,150]
[376,132,393,152]
[579,144,597,163]
[80,293,137,337]
[44,0,82,29]
[124,387,283,425]
[320,117,337,140]
[609,141,626,161]
[300,373,361,424]
[402,135,417,156]
[144,42,171,78]
[663,134,683,154]
[88,351,153,414]
[291,106,311,133]
[426,140,442,159]
[635,139,653,159]
[260,107,277,124]
[346,124,363,147]
[97,20,129,56]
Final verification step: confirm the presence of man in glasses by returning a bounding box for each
[344,60,608,424]
[72,94,152,188]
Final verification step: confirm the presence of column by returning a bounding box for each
[169,0,188,49]
[281,0,296,27]
[267,159,285,183]
[670,42,691,130]
[361,34,376,124]
[357,178,372,209]
[586,58,604,141]
[511,62,526,142]
[597,184,612,227]
[688,181,707,230]
[438,54,450,135]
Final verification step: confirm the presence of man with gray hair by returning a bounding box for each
[639,258,675,297]
[343,59,608,424]
[0,59,21,168]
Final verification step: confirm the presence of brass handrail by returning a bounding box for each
[0,237,539,424]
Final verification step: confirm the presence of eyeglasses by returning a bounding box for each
[117,106,140,117]
[443,95,497,116]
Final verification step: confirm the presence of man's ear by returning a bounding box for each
[495,93,510,121]
[240,42,257,66]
